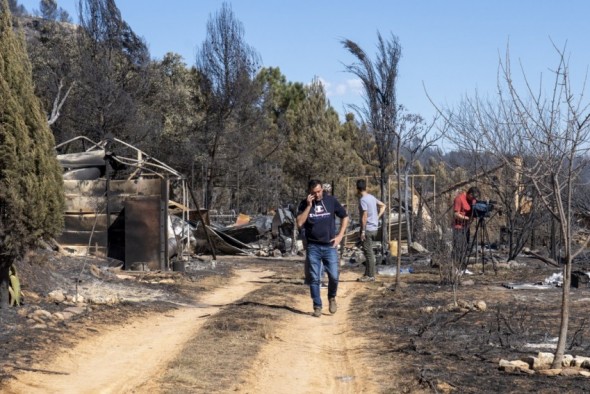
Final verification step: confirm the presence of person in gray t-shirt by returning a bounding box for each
[356,179,385,282]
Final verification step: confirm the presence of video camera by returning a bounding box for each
[472,200,496,218]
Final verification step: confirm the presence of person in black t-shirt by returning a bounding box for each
[297,179,349,318]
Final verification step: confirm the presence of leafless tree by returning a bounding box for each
[195,2,261,209]
[443,43,590,368]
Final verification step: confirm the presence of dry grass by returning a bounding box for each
[157,271,303,393]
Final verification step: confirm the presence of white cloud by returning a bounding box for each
[325,78,363,98]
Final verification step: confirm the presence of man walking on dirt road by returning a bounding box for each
[297,179,349,317]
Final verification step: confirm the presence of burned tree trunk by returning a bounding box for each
[0,264,10,309]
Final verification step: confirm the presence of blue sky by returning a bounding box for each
[18,1,590,122]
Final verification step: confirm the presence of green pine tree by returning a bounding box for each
[0,0,64,308]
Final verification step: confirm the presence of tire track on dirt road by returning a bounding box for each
[236,270,380,394]
[3,269,273,394]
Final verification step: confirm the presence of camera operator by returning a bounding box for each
[452,186,480,265]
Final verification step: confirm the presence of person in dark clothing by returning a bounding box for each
[297,179,349,317]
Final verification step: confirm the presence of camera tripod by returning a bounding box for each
[465,211,498,274]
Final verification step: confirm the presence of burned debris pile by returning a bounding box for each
[52,136,313,270]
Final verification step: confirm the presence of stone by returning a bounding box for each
[474,300,487,311]
[17,307,30,317]
[510,360,531,370]
[32,309,52,319]
[498,360,516,373]
[89,264,102,278]
[576,357,590,368]
[115,274,135,281]
[499,359,532,374]
[52,312,65,321]
[538,352,555,367]
[420,306,436,313]
[457,300,471,309]
[499,359,514,369]
[72,294,85,304]
[61,311,75,320]
[521,356,539,370]
[560,368,580,376]
[64,306,86,315]
[47,289,66,303]
[538,368,562,376]
[21,290,40,301]
[562,354,574,367]
[519,367,535,375]
[461,279,475,286]
[436,381,454,393]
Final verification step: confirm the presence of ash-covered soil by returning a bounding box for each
[3,247,590,393]
[348,255,590,393]
[0,248,233,384]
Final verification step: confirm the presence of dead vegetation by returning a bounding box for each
[348,261,590,393]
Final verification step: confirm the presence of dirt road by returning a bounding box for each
[237,270,378,393]
[4,268,377,393]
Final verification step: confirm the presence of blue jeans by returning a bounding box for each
[307,243,339,308]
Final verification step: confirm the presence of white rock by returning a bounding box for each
[32,309,52,319]
[562,354,574,367]
[47,290,66,303]
[72,294,85,304]
[538,368,561,376]
[52,312,65,321]
[560,368,580,376]
[61,311,75,320]
[538,352,555,366]
[420,306,436,313]
[510,360,530,369]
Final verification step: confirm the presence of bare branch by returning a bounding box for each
[47,79,75,126]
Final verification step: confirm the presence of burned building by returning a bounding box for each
[55,136,194,271]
